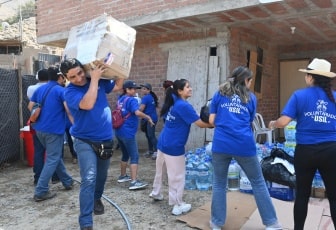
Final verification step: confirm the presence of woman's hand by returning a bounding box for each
[147,116,155,126]
[135,110,155,126]
[268,120,276,129]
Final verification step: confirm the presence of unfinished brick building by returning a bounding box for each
[35,0,336,147]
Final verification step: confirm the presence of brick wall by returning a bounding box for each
[229,28,280,125]
[107,26,282,127]
[107,39,169,111]
[35,0,209,37]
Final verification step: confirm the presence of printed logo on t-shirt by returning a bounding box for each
[304,100,336,123]
[220,94,248,114]
[166,108,175,122]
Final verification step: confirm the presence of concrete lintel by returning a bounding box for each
[279,50,336,60]
[159,34,230,51]
[37,31,69,47]
[125,0,260,27]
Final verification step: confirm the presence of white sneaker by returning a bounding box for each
[149,192,163,201]
[171,202,191,215]
[265,222,282,230]
[151,152,157,160]
[209,220,221,230]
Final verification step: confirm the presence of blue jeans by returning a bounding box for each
[211,153,278,227]
[33,133,45,183]
[145,122,157,153]
[34,132,73,196]
[74,138,111,228]
[116,136,139,164]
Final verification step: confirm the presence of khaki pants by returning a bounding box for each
[151,150,186,206]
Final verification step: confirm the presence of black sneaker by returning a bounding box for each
[94,199,104,215]
[144,152,152,158]
[81,227,93,230]
[64,180,74,190]
[34,191,56,202]
[51,178,60,184]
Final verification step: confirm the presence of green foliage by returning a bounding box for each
[6,0,35,24]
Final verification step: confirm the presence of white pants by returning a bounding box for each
[151,150,185,206]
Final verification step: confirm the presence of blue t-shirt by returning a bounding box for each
[210,91,257,156]
[282,86,336,144]
[31,81,67,135]
[64,78,115,141]
[157,96,199,156]
[141,94,158,122]
[115,95,140,138]
[65,115,72,129]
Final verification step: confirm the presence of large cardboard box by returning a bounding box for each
[63,14,136,79]
[178,192,331,230]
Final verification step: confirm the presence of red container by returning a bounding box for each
[20,126,34,167]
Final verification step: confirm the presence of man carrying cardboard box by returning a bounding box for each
[60,58,124,230]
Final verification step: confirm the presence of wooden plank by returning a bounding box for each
[167,45,208,149]
[205,56,219,141]
[249,50,262,99]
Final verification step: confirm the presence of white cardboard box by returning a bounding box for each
[63,14,136,79]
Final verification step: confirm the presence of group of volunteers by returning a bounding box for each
[27,57,336,230]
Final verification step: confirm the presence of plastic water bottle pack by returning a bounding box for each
[239,169,253,194]
[284,120,297,142]
[185,151,197,190]
[185,161,197,190]
[185,144,213,191]
[196,161,210,190]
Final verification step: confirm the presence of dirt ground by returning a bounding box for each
[0,146,212,230]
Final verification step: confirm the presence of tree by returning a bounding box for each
[6,0,35,24]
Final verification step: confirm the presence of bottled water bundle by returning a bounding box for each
[284,120,297,142]
[185,159,197,190]
[185,144,213,191]
[256,143,274,161]
[239,169,253,194]
[283,120,297,157]
[196,160,211,191]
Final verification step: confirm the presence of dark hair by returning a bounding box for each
[219,66,253,103]
[47,66,61,81]
[150,91,159,107]
[163,80,174,90]
[59,58,84,77]
[37,69,49,81]
[160,79,188,117]
[311,74,335,102]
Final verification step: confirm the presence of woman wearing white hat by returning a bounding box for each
[269,58,336,230]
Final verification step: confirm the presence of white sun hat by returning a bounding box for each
[299,58,336,78]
